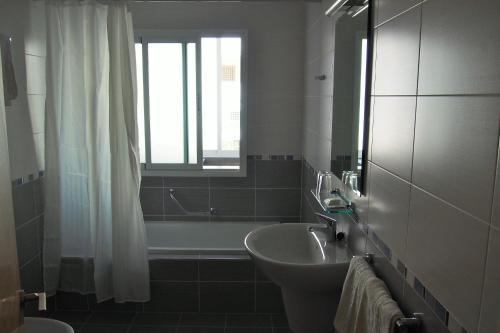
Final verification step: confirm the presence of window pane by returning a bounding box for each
[201,38,218,151]
[135,43,146,164]
[148,43,185,164]
[187,43,198,164]
[201,37,242,164]
[220,38,241,155]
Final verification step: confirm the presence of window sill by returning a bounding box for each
[141,167,246,178]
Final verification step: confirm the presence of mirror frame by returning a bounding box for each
[359,0,374,196]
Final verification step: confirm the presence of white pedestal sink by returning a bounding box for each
[245,223,351,333]
[24,317,74,333]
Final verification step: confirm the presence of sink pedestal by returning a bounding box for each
[244,223,351,333]
[282,288,342,333]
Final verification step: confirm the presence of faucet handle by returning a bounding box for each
[314,213,336,226]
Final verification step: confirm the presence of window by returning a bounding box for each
[135,31,246,176]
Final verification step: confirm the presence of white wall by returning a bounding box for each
[130,1,306,157]
[0,0,44,180]
[302,0,336,171]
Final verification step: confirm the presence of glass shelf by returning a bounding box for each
[310,189,353,215]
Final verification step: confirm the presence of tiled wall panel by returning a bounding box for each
[140,158,302,222]
[371,97,416,180]
[362,0,500,331]
[11,177,45,316]
[368,163,410,260]
[478,228,500,333]
[418,0,500,95]
[374,0,421,26]
[492,154,500,229]
[406,187,489,331]
[412,97,500,222]
[372,6,421,95]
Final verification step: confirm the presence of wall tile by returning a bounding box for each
[210,215,255,222]
[365,238,405,304]
[165,188,209,216]
[375,0,421,26]
[210,159,255,188]
[19,254,42,293]
[164,177,209,188]
[33,177,44,215]
[210,189,255,216]
[399,280,452,333]
[255,216,300,223]
[12,181,36,227]
[149,259,198,281]
[27,94,45,134]
[371,97,416,180]
[5,101,41,180]
[25,55,46,95]
[199,260,255,281]
[373,6,421,95]
[492,150,500,229]
[16,219,39,266]
[478,227,500,333]
[139,187,163,216]
[140,176,163,188]
[256,160,301,188]
[256,189,301,216]
[412,97,500,222]
[418,0,500,95]
[345,220,367,256]
[300,194,318,223]
[368,164,411,260]
[406,187,489,332]
[58,257,95,294]
[25,0,47,57]
[200,282,254,312]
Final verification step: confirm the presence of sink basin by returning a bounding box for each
[245,223,351,333]
[24,317,74,333]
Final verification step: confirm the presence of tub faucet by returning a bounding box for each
[309,213,337,242]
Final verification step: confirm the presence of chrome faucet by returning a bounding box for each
[309,212,337,242]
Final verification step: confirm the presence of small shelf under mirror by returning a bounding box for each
[310,189,353,215]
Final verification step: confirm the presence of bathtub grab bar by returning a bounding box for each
[353,254,423,332]
[168,189,216,216]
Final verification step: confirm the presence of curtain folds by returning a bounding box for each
[44,0,150,303]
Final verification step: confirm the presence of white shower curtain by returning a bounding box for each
[43,0,150,302]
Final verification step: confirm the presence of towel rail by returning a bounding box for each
[352,253,423,332]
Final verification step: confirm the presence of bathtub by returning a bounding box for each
[146,221,276,259]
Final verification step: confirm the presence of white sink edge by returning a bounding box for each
[244,223,350,267]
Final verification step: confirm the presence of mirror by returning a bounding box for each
[330,1,371,196]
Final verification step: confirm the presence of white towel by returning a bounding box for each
[0,34,17,106]
[334,257,404,333]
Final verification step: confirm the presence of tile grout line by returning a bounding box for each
[476,130,500,333]
[369,161,492,227]
[374,1,425,30]
[15,212,44,231]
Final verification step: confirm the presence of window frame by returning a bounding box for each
[135,29,248,178]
